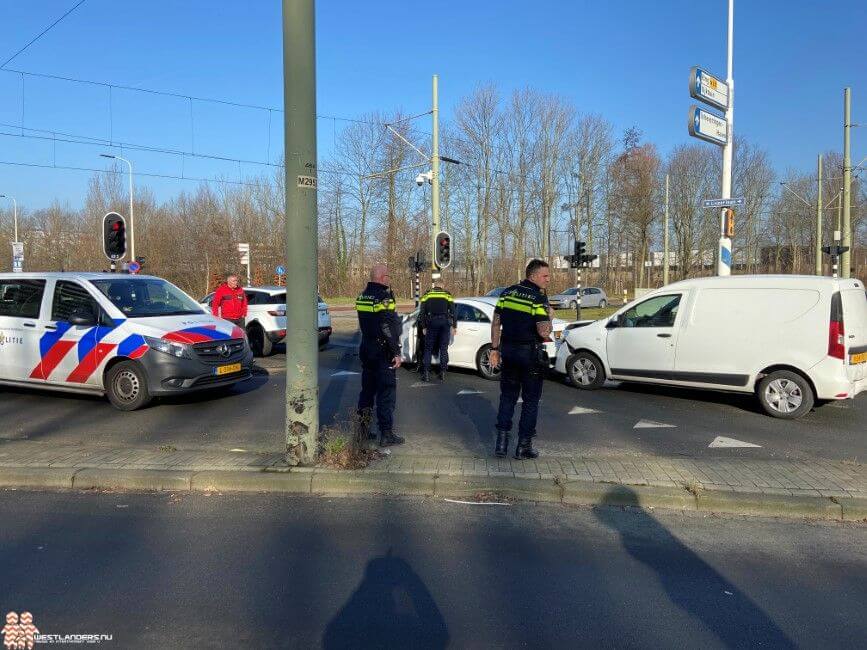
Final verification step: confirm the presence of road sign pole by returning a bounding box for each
[842,87,852,278]
[663,173,670,285]
[282,0,318,466]
[816,154,823,276]
[576,266,582,321]
[718,0,734,277]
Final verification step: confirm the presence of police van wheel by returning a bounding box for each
[566,352,606,390]
[106,361,152,411]
[477,344,501,381]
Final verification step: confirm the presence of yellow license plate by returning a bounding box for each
[215,363,242,376]
[851,352,867,365]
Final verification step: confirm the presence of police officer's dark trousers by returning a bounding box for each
[495,343,544,441]
[357,340,396,433]
[422,317,451,372]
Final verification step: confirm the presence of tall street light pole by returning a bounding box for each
[841,87,852,278]
[100,153,135,261]
[0,194,17,242]
[816,154,823,275]
[717,0,735,277]
[282,0,318,465]
[431,74,440,276]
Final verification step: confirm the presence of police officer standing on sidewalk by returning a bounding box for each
[489,259,554,459]
[355,263,405,447]
[419,280,456,382]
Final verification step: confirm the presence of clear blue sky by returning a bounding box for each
[0,0,864,212]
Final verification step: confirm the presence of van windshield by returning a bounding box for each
[91,278,204,318]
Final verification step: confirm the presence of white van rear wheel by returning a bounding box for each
[757,370,814,419]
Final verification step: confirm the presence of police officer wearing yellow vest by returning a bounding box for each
[419,281,456,382]
[489,259,554,459]
[355,263,404,446]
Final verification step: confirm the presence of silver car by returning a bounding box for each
[548,287,608,309]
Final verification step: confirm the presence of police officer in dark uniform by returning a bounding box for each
[418,281,456,382]
[355,263,405,447]
[489,259,554,459]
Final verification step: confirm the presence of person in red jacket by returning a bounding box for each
[211,273,248,327]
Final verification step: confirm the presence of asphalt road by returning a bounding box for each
[1,490,864,648]
[1,331,865,462]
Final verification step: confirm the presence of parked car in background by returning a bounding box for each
[484,287,507,297]
[201,286,332,356]
[555,275,867,419]
[548,287,608,310]
[400,296,571,380]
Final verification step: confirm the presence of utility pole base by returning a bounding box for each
[717,237,732,276]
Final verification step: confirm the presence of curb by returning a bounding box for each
[0,466,864,521]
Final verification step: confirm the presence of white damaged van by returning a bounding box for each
[555,275,867,418]
[0,272,254,410]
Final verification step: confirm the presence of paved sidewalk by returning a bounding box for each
[1,439,865,520]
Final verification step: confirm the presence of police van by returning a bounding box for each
[0,272,253,410]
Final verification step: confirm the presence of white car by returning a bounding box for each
[0,272,253,410]
[400,296,570,380]
[201,286,332,356]
[555,275,867,419]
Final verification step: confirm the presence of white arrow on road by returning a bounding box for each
[633,419,676,429]
[457,389,484,395]
[569,406,601,415]
[708,436,762,448]
[330,370,360,377]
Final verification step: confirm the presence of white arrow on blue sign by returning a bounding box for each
[276,265,286,275]
[703,197,745,208]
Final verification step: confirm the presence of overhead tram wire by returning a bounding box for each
[0,0,89,69]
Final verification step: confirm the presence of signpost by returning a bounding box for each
[11,242,23,273]
[275,264,286,276]
[689,66,729,111]
[128,260,141,274]
[703,197,744,208]
[237,243,251,285]
[688,105,728,146]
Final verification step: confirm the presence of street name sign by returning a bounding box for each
[688,105,728,146]
[703,197,745,208]
[689,66,729,111]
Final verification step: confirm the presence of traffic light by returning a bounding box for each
[435,231,451,269]
[724,208,735,238]
[102,212,127,261]
[575,240,586,261]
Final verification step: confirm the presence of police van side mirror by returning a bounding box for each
[68,306,97,327]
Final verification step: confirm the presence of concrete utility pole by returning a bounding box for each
[816,154,823,275]
[431,74,440,275]
[842,87,852,278]
[282,0,319,465]
[717,0,734,276]
[663,173,670,285]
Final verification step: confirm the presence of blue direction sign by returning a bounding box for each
[689,66,729,111]
[688,105,728,146]
[275,265,286,275]
[703,197,745,208]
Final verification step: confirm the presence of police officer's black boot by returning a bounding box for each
[514,437,539,460]
[380,431,405,447]
[494,429,510,458]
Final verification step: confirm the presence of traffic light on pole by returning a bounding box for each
[102,212,127,261]
[435,231,451,269]
[724,208,735,238]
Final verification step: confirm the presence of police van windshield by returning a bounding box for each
[91,278,204,318]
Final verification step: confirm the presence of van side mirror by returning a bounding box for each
[68,306,97,327]
[605,316,620,329]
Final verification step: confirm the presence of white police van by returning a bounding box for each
[0,272,253,410]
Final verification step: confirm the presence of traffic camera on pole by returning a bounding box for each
[435,231,451,269]
[102,212,127,261]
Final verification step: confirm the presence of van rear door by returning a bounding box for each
[841,286,867,380]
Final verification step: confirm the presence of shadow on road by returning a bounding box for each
[594,486,796,649]
[453,391,497,454]
[614,381,764,416]
[323,548,449,650]
[319,335,361,427]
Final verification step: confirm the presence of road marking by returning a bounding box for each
[633,419,676,429]
[330,370,360,377]
[457,389,484,395]
[708,436,762,448]
[411,382,436,388]
[444,498,510,506]
[569,406,601,415]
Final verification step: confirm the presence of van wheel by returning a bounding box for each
[757,370,814,419]
[566,352,606,390]
[247,324,273,357]
[477,344,501,381]
[106,361,152,411]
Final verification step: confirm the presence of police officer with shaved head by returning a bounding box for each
[418,280,456,382]
[489,259,554,459]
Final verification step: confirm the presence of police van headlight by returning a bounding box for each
[144,336,193,359]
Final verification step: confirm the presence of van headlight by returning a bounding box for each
[144,336,193,359]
